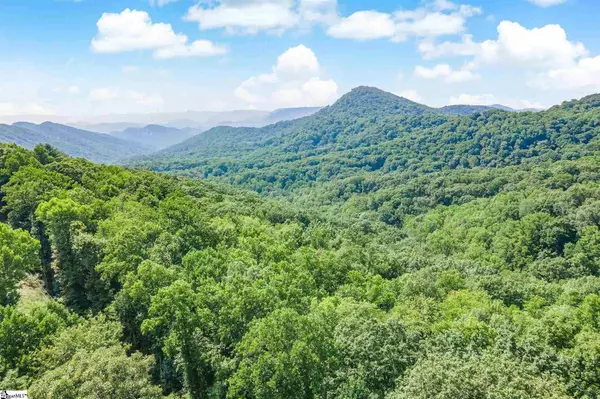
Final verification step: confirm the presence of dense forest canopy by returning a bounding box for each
[2,87,600,398]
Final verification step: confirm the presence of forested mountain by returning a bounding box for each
[0,122,151,163]
[110,124,202,150]
[131,87,598,202]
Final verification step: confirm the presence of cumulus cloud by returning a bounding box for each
[185,0,478,39]
[275,44,320,75]
[393,4,481,42]
[327,3,481,42]
[184,0,338,34]
[185,0,300,34]
[527,0,568,7]
[414,63,479,83]
[479,21,587,68]
[419,21,587,70]
[418,34,480,59]
[235,44,338,108]
[327,11,396,40]
[91,9,227,59]
[534,56,600,89]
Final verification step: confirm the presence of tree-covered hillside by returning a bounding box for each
[128,87,528,174]
[3,84,600,398]
[1,122,152,163]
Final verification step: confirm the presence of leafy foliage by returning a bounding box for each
[2,88,600,397]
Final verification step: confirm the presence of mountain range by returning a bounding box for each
[129,86,600,199]
[0,122,151,164]
[0,89,552,165]
[109,124,203,151]
[68,106,324,133]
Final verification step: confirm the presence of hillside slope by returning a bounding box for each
[3,133,600,397]
[3,122,150,163]
[131,87,599,187]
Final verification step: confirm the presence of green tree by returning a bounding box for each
[0,223,40,305]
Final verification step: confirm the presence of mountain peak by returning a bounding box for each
[325,86,433,117]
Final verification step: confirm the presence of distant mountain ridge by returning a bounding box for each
[110,124,202,150]
[128,86,600,196]
[74,106,324,134]
[0,122,151,163]
[141,87,528,163]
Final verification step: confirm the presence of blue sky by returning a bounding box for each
[1,0,599,120]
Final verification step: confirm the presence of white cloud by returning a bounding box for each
[327,11,396,40]
[414,63,479,83]
[326,2,481,42]
[184,0,339,34]
[54,85,81,95]
[154,40,228,59]
[299,77,339,104]
[235,44,338,108]
[479,21,587,68]
[150,0,178,6]
[128,90,164,105]
[67,86,80,94]
[535,55,600,89]
[91,9,227,59]
[183,0,478,40]
[393,5,481,42]
[396,89,423,103]
[449,93,545,109]
[90,88,117,101]
[0,103,55,116]
[420,21,587,72]
[299,0,339,24]
[449,93,496,105]
[90,88,165,106]
[275,44,320,75]
[122,65,139,73]
[185,0,300,34]
[527,0,568,7]
[418,34,480,59]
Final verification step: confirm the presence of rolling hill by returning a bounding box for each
[0,122,151,163]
